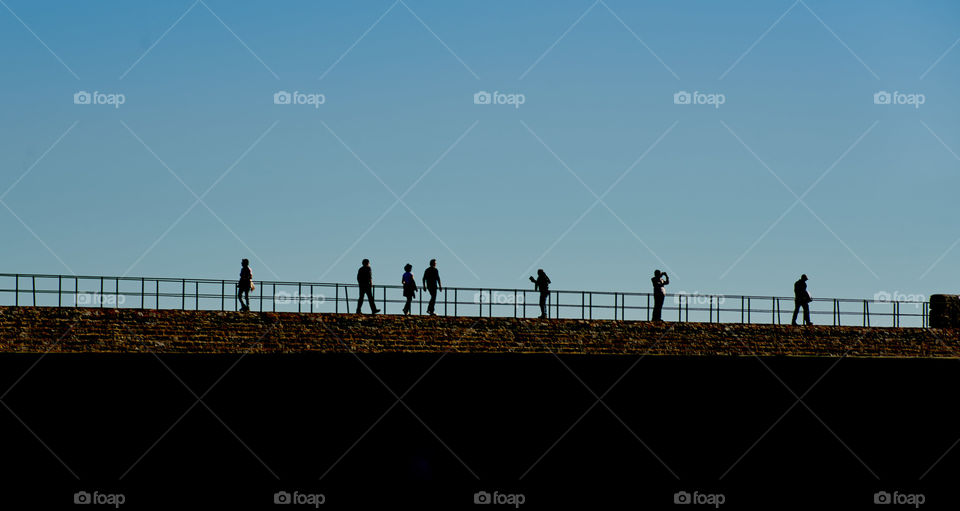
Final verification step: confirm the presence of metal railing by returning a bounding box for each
[0,273,929,328]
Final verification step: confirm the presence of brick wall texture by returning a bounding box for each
[2,306,960,357]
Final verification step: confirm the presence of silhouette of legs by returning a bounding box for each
[357,286,378,314]
[403,295,413,315]
[791,302,811,325]
[427,288,437,315]
[237,286,250,311]
[539,292,549,318]
[653,293,665,321]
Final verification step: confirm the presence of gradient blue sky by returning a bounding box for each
[1,0,958,301]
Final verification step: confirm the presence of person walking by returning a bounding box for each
[238,258,253,311]
[401,263,417,315]
[422,259,442,315]
[356,259,379,314]
[791,274,813,326]
[530,269,551,319]
[651,269,669,321]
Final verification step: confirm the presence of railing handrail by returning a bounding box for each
[0,273,928,305]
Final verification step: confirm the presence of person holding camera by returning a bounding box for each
[530,269,551,319]
[651,269,669,321]
[791,274,813,326]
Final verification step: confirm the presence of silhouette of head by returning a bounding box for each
[537,269,545,277]
[241,258,249,267]
[654,269,661,278]
[404,263,413,272]
[801,274,808,281]
[362,259,370,266]
[429,259,436,267]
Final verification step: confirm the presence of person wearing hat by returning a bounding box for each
[792,274,813,326]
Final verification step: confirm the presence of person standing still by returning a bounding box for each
[238,259,252,311]
[791,274,813,326]
[422,259,442,315]
[651,269,669,321]
[530,269,551,319]
[401,264,417,315]
[356,259,379,314]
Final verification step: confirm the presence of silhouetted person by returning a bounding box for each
[401,263,417,315]
[530,269,551,319]
[356,259,379,314]
[237,258,252,311]
[422,259,442,315]
[792,274,812,326]
[651,269,669,321]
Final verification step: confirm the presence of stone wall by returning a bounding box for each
[930,294,960,329]
[1,306,959,357]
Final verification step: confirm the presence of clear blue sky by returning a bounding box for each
[1,0,958,301]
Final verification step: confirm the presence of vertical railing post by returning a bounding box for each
[14,275,18,306]
[454,289,458,317]
[221,281,225,311]
[31,275,36,306]
[581,292,585,320]
[382,286,386,314]
[142,278,146,309]
[514,290,518,318]
[58,275,62,307]
[195,281,199,310]
[589,293,593,320]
